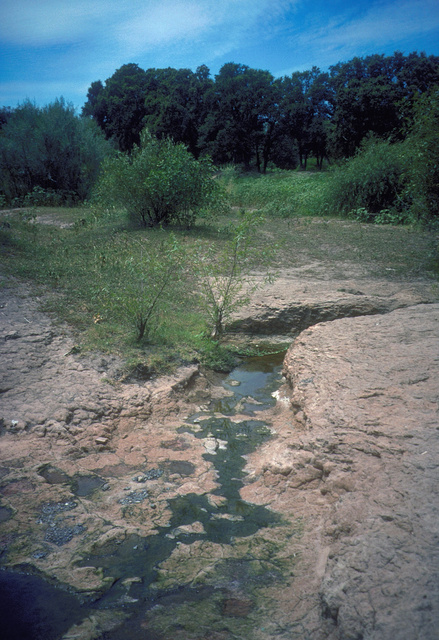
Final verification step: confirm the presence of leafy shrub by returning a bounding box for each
[95,129,224,227]
[404,87,439,224]
[321,138,410,221]
[0,100,111,205]
[194,211,277,339]
[94,232,186,341]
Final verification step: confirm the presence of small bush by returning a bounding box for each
[321,138,410,221]
[194,211,277,339]
[95,129,225,227]
[93,232,186,341]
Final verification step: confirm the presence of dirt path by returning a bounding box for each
[0,272,438,639]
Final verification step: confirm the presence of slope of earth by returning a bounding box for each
[242,303,439,639]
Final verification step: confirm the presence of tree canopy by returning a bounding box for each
[82,51,439,170]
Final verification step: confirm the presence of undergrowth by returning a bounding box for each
[1,171,437,375]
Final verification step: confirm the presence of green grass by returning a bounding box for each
[220,166,330,217]
[1,172,437,374]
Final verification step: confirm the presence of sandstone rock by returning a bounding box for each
[242,303,439,639]
[229,275,437,337]
[1,276,438,639]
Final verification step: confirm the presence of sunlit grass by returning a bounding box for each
[219,167,330,217]
[1,171,437,374]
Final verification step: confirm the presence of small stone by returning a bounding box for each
[95,436,108,445]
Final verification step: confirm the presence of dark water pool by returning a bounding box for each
[0,570,85,640]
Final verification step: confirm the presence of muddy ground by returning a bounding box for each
[0,261,438,639]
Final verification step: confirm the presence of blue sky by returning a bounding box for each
[1,0,438,111]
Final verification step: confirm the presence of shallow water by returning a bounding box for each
[0,570,85,640]
[1,351,286,639]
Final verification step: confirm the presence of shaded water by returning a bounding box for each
[0,570,85,640]
[1,352,286,639]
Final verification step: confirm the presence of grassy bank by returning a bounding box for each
[1,170,438,373]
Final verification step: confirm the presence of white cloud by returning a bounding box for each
[294,0,439,62]
[0,0,297,56]
[117,1,211,52]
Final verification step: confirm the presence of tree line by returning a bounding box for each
[0,51,438,207]
[82,51,439,169]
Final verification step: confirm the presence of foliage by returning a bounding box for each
[195,211,276,339]
[0,99,111,205]
[219,167,328,218]
[83,52,439,171]
[328,52,439,157]
[278,67,331,169]
[94,232,185,341]
[143,66,213,158]
[404,86,439,223]
[82,63,148,151]
[319,137,410,221]
[95,129,224,227]
[200,63,279,171]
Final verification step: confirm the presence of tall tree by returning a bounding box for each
[280,67,331,168]
[328,52,439,157]
[143,65,212,158]
[82,63,148,151]
[201,63,277,170]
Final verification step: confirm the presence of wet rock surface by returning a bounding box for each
[0,274,438,639]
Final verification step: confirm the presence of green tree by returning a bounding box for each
[328,52,439,158]
[0,106,13,129]
[82,80,106,130]
[95,129,223,227]
[143,66,212,158]
[201,63,277,170]
[0,98,110,204]
[0,101,43,201]
[82,63,148,151]
[279,67,331,169]
[405,86,439,222]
